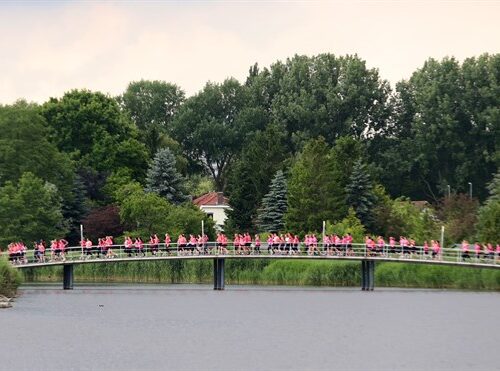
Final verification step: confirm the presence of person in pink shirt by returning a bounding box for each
[431,240,441,259]
[273,234,282,254]
[233,234,241,255]
[399,236,408,256]
[323,235,331,256]
[124,236,133,257]
[389,237,396,256]
[50,239,59,261]
[38,240,46,263]
[196,235,204,255]
[292,235,300,254]
[474,242,482,260]
[177,234,187,254]
[244,233,252,254]
[345,234,354,256]
[105,236,116,258]
[365,236,376,256]
[135,237,144,257]
[304,235,312,255]
[58,239,68,261]
[85,238,93,258]
[98,238,107,257]
[220,233,228,254]
[267,235,274,254]
[377,236,385,256]
[254,234,261,254]
[164,233,171,255]
[484,243,494,260]
[423,241,429,257]
[461,240,471,261]
[186,234,196,254]
[149,234,159,256]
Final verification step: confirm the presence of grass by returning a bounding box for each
[0,257,22,297]
[19,259,500,290]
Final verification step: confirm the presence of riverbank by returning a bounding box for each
[19,259,500,290]
[0,258,22,303]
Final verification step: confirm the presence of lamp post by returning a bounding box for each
[447,184,451,198]
[468,182,472,199]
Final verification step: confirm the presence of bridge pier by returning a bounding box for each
[361,260,375,291]
[63,264,74,290]
[213,258,225,290]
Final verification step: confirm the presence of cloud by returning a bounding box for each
[0,1,499,103]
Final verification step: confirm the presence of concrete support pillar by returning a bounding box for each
[361,260,368,290]
[213,258,225,290]
[368,260,375,291]
[361,260,375,291]
[63,264,74,290]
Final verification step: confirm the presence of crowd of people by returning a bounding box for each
[5,239,69,264]
[460,240,500,261]
[1,232,499,265]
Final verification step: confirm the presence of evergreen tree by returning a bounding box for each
[285,137,336,233]
[257,170,288,233]
[345,160,377,231]
[145,148,188,204]
[62,175,89,244]
[329,136,365,221]
[225,123,287,233]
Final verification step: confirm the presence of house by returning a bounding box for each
[193,192,231,231]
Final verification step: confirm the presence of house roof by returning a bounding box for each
[193,192,229,206]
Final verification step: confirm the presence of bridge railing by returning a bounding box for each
[6,241,500,267]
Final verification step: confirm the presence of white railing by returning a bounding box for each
[6,242,500,268]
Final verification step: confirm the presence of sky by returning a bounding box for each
[0,0,499,104]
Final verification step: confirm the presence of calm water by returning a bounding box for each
[1,284,499,370]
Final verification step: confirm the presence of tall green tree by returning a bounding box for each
[345,160,377,231]
[256,170,288,233]
[119,80,185,157]
[119,80,185,131]
[145,148,188,204]
[41,89,149,182]
[248,54,391,151]
[0,172,67,245]
[0,103,74,202]
[63,174,89,244]
[285,137,336,233]
[170,79,254,190]
[225,123,287,233]
[376,55,499,201]
[329,136,365,221]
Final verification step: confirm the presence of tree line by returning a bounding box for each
[0,53,498,247]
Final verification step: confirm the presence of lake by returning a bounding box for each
[1,284,499,370]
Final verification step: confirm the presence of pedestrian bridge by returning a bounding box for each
[11,243,500,290]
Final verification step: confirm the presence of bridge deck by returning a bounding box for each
[13,250,500,270]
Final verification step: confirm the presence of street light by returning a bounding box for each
[468,182,472,199]
[447,184,451,198]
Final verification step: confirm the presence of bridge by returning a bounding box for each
[10,243,500,290]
